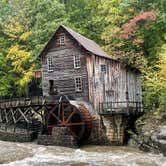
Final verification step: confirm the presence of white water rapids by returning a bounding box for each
[0,141,165,166]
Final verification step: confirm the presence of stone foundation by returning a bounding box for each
[87,115,128,145]
[102,115,127,144]
[87,115,107,144]
[37,127,78,148]
[0,114,128,146]
[0,129,36,142]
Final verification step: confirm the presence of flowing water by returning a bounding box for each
[0,140,165,166]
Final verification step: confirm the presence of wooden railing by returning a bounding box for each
[0,95,71,109]
[99,101,143,115]
[0,96,49,108]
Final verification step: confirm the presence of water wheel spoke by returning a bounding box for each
[65,122,84,127]
[50,112,64,125]
[61,103,65,122]
[68,128,80,139]
[47,102,92,141]
[65,108,77,123]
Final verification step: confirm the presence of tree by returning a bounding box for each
[64,0,103,44]
[0,1,13,96]
[23,0,66,59]
[98,0,166,110]
[2,16,34,95]
[0,0,66,96]
[0,0,165,110]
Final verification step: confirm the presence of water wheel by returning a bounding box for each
[47,102,92,142]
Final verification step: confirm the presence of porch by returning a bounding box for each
[99,101,143,115]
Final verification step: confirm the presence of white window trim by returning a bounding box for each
[59,35,65,45]
[74,77,82,92]
[74,55,81,69]
[47,57,54,72]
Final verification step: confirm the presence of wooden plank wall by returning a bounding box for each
[40,27,142,111]
[41,28,89,101]
[86,55,142,111]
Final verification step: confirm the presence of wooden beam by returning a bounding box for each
[15,108,29,123]
[65,108,77,124]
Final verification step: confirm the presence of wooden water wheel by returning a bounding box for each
[47,101,92,142]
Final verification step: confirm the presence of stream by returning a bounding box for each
[0,140,165,166]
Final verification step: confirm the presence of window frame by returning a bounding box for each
[74,55,81,69]
[74,77,83,92]
[59,35,65,45]
[47,57,54,71]
[100,64,107,74]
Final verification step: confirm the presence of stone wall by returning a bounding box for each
[37,127,78,148]
[102,115,125,144]
[0,130,35,142]
[0,115,128,147]
[87,115,128,145]
[87,115,107,144]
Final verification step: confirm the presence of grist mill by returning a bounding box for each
[0,25,143,147]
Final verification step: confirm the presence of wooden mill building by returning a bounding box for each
[39,25,142,144]
[0,25,143,146]
[40,25,142,109]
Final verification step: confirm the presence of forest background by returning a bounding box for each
[0,0,165,113]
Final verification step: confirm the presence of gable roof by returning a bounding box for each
[39,25,117,61]
[39,25,141,73]
[61,25,114,59]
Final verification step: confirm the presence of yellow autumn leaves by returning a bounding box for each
[5,17,34,89]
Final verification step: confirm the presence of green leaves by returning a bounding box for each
[24,0,66,59]
[0,0,67,96]
[95,0,166,111]
[0,0,165,111]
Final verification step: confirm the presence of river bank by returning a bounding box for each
[129,110,166,156]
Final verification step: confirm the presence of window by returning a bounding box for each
[47,57,54,71]
[101,64,107,74]
[60,35,65,45]
[74,55,81,68]
[75,77,82,92]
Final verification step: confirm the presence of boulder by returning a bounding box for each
[130,125,166,156]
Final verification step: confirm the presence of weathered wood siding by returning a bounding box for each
[86,55,142,110]
[41,26,142,111]
[41,28,89,101]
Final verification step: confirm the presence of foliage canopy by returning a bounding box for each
[0,0,165,111]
